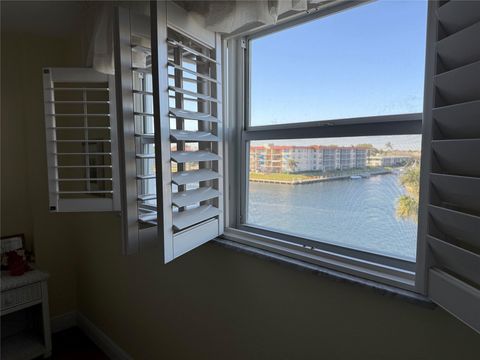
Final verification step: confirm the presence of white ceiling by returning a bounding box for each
[1,1,90,37]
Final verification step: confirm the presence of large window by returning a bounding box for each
[228,0,428,281]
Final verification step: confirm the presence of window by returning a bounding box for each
[225,0,428,287]
[225,1,480,331]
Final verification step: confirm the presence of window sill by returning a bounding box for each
[217,228,433,307]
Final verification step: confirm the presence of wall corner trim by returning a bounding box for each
[50,311,132,360]
[51,311,78,333]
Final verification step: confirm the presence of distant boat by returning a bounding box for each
[350,175,362,179]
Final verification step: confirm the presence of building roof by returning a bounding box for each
[250,144,370,151]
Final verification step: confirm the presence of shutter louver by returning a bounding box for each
[151,1,224,263]
[421,0,480,333]
[43,68,120,212]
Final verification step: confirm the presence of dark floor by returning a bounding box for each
[43,327,109,360]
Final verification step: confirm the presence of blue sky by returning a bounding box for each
[250,0,428,132]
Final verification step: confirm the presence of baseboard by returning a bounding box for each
[77,312,133,360]
[50,311,132,360]
[51,311,77,333]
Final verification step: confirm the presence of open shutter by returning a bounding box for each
[151,1,224,263]
[43,68,120,212]
[420,0,480,333]
[114,7,159,254]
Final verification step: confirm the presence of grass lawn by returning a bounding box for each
[249,172,317,182]
[249,167,389,182]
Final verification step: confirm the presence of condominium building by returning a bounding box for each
[250,144,369,173]
[367,156,412,167]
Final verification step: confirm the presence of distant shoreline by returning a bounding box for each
[249,170,393,185]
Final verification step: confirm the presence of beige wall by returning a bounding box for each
[2,13,479,360]
[1,31,83,315]
[73,215,480,359]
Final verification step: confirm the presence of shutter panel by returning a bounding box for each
[151,1,224,263]
[421,0,480,333]
[114,7,158,254]
[42,68,120,212]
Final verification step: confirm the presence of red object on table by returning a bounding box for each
[6,250,30,276]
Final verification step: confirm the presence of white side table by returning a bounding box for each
[1,269,52,360]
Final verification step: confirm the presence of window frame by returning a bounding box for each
[223,1,429,293]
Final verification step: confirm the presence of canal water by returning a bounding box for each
[247,173,417,261]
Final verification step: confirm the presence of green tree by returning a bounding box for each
[396,163,420,222]
[287,159,298,173]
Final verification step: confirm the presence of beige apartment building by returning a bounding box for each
[250,144,369,173]
[367,156,413,167]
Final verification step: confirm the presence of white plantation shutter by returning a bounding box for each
[114,7,158,254]
[113,3,223,258]
[420,0,480,333]
[151,1,224,263]
[42,68,120,212]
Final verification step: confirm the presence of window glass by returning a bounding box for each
[250,0,428,126]
[247,135,421,261]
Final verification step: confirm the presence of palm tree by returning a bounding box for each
[287,159,298,173]
[396,163,420,222]
[385,141,394,152]
[396,195,418,221]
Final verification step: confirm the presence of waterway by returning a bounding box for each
[247,173,417,261]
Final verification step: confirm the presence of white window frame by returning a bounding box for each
[222,0,429,293]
